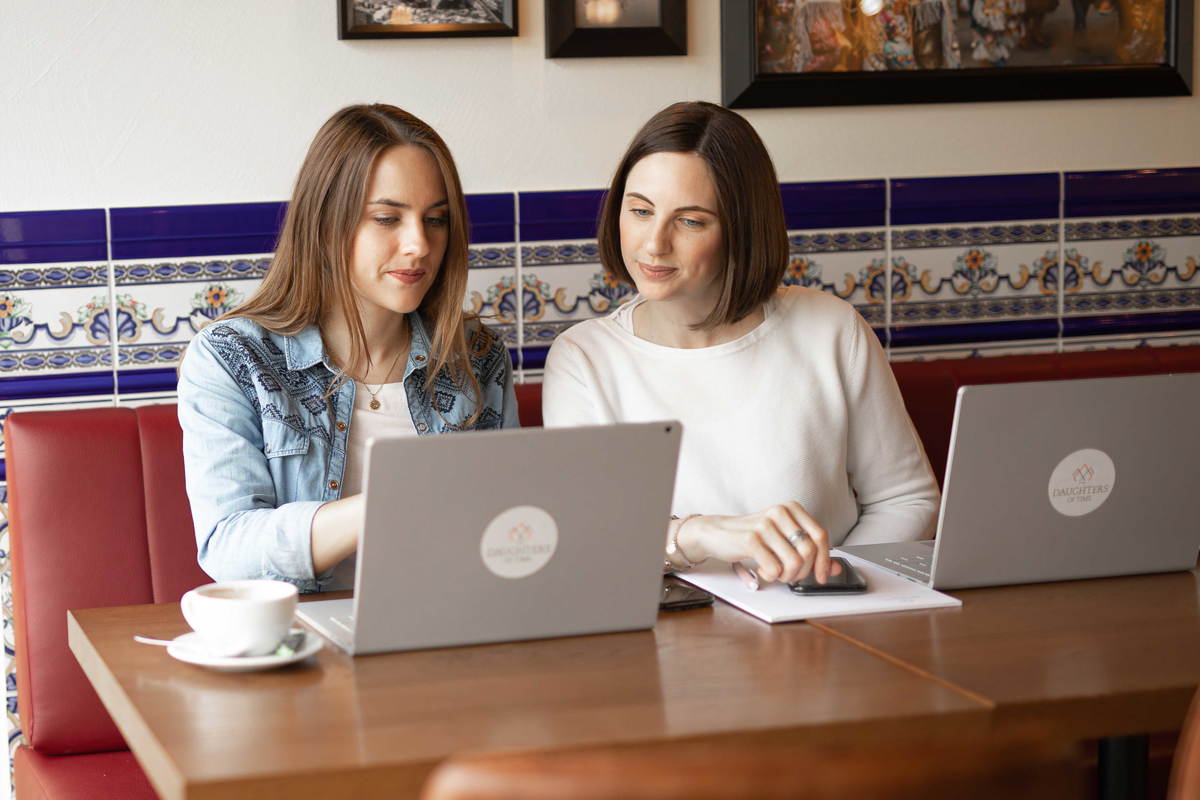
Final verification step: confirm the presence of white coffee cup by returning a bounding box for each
[180,580,298,657]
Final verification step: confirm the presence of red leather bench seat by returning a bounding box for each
[5,407,209,799]
[14,749,156,800]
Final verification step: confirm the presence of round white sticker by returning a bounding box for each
[480,505,558,579]
[1047,448,1116,517]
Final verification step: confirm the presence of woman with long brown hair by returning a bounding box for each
[543,101,938,588]
[178,104,517,593]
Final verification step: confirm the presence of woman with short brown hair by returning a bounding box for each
[179,104,517,593]
[543,101,938,587]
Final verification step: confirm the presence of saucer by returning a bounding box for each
[166,628,322,672]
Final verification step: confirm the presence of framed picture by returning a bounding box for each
[338,0,518,39]
[721,0,1192,107]
[545,0,687,57]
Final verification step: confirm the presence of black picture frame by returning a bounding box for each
[545,0,687,57]
[338,1,518,39]
[721,0,1193,107]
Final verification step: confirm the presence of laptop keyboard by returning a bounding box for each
[882,552,932,581]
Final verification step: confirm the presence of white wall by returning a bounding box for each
[2,0,1199,213]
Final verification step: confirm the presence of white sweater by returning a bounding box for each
[542,287,940,546]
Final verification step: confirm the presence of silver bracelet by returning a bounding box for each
[665,514,703,571]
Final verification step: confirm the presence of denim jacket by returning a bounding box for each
[177,314,518,593]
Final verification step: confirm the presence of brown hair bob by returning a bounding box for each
[597,101,789,330]
[228,103,484,410]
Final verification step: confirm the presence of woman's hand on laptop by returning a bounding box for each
[676,502,841,585]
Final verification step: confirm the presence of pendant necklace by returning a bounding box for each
[361,347,406,411]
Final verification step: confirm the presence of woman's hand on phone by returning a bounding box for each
[675,502,841,585]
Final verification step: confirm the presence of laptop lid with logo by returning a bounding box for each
[929,372,1200,589]
[348,421,681,655]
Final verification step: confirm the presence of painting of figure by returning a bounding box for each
[755,0,1165,72]
[340,0,517,37]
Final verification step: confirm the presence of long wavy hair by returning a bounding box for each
[226,103,484,413]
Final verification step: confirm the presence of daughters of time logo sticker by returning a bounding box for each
[1047,448,1116,517]
[480,505,558,579]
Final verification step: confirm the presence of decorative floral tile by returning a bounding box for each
[889,220,1062,330]
[1062,216,1200,319]
[465,244,517,353]
[0,262,113,378]
[780,180,886,327]
[107,202,283,397]
[517,240,633,354]
[785,228,886,327]
[112,255,270,386]
[0,210,111,385]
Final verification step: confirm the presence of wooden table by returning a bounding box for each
[812,568,1200,741]
[812,567,1200,799]
[68,599,988,800]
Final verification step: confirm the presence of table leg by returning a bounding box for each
[1098,734,1148,800]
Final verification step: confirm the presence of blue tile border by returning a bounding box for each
[0,209,107,265]
[522,345,549,371]
[1062,309,1200,338]
[789,230,884,252]
[0,370,113,401]
[0,350,113,373]
[0,263,109,289]
[113,257,271,285]
[465,193,515,245]
[781,180,885,231]
[110,202,286,260]
[115,367,179,395]
[1065,168,1200,219]
[519,190,605,242]
[892,222,1058,249]
[1066,216,1200,241]
[892,173,1059,226]
[890,318,1060,347]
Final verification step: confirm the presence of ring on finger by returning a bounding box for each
[788,531,808,549]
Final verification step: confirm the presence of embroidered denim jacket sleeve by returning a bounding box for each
[494,336,520,429]
[178,331,322,591]
[458,322,519,431]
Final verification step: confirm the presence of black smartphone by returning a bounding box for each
[788,557,868,595]
[659,580,714,611]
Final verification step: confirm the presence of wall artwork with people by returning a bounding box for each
[720,0,1192,106]
[338,0,518,38]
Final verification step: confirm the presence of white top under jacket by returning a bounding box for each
[330,380,417,590]
[542,286,940,546]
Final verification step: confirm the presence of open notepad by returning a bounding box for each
[675,549,961,624]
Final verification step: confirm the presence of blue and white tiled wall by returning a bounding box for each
[0,167,1198,765]
[514,168,1200,366]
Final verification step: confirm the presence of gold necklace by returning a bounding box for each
[361,347,407,411]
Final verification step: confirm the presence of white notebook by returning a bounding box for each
[676,549,961,624]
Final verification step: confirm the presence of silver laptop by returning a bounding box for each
[840,372,1200,590]
[297,421,682,655]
